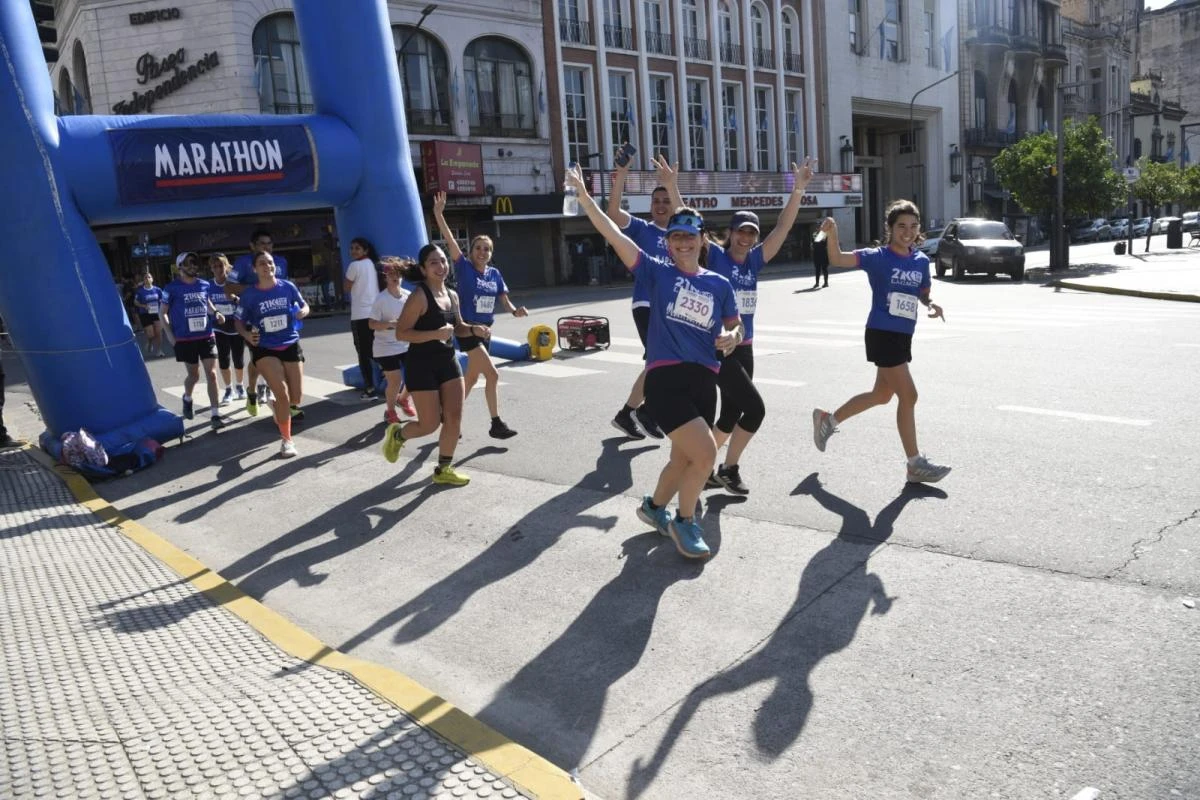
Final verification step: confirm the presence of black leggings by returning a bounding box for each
[715,345,765,434]
[351,318,375,389]
[215,334,245,371]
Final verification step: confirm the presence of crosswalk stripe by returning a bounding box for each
[996,405,1152,426]
[497,361,602,377]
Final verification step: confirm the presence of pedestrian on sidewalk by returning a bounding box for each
[380,244,472,486]
[345,236,383,400]
[812,225,830,288]
[234,252,309,458]
[206,254,246,406]
[810,200,951,484]
[369,257,416,424]
[432,191,524,440]
[566,164,741,560]
[161,253,226,433]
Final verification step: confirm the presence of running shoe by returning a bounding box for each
[289,406,305,421]
[432,465,470,486]
[399,395,417,417]
[906,455,952,484]
[210,416,226,432]
[667,516,711,559]
[489,419,518,439]
[634,405,665,439]
[384,409,401,425]
[704,471,722,490]
[279,439,298,459]
[636,495,671,536]
[245,391,259,417]
[716,464,750,495]
[381,422,405,463]
[812,408,837,452]
[258,383,271,403]
[611,409,645,440]
[182,397,194,420]
[220,387,232,406]
[360,388,378,401]
[234,385,246,401]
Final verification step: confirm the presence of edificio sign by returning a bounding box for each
[108,125,317,205]
[129,7,181,25]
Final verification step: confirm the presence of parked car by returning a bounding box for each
[1152,216,1181,235]
[918,227,944,257]
[1182,211,1199,233]
[1108,218,1130,238]
[1132,217,1152,237]
[935,218,1025,281]
[1070,218,1112,243]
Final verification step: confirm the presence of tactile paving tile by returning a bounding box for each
[0,449,534,800]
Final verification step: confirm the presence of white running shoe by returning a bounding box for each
[906,455,951,483]
[279,439,298,459]
[812,409,837,452]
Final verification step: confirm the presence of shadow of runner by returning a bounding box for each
[474,493,744,772]
[624,474,946,799]
[337,438,658,653]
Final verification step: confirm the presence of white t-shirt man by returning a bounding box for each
[370,289,411,358]
[345,258,379,321]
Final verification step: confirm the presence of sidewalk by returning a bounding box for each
[0,444,584,800]
[1028,242,1200,302]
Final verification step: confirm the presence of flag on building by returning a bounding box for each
[878,20,886,59]
[537,71,547,115]
[941,25,956,71]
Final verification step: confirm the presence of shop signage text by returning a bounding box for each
[108,125,317,205]
[623,192,863,214]
[420,141,485,196]
[112,48,220,115]
[129,7,181,25]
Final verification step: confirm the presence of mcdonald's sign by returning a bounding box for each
[494,195,514,215]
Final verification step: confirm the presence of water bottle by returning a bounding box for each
[562,161,581,216]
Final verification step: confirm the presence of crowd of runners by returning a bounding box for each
[135,153,951,559]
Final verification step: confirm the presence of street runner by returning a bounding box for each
[206,254,245,406]
[160,253,226,433]
[369,257,416,424]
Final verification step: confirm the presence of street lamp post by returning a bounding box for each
[1181,123,1200,169]
[908,69,960,202]
[396,4,438,56]
[1052,81,1088,273]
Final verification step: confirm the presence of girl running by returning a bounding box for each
[811,200,951,483]
[432,191,526,440]
[703,159,815,495]
[133,273,165,357]
[369,257,416,424]
[379,244,472,487]
[234,252,309,458]
[207,254,245,406]
[566,165,741,560]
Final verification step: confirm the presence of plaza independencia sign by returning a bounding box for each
[107,126,317,205]
[112,47,220,115]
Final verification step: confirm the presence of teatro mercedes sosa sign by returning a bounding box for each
[623,191,864,214]
[107,125,317,205]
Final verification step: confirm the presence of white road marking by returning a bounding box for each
[561,349,647,365]
[1173,343,1200,348]
[996,405,1152,426]
[498,360,602,377]
[756,378,807,387]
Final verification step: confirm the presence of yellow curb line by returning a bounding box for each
[27,446,585,800]
[1052,280,1200,303]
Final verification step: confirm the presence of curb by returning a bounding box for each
[25,445,586,800]
[1051,280,1200,303]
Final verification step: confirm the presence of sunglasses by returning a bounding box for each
[668,213,703,230]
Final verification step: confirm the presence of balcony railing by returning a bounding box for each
[683,36,711,60]
[1042,42,1067,63]
[965,127,1019,148]
[470,112,536,138]
[752,47,775,69]
[405,107,452,133]
[782,51,802,72]
[559,19,594,46]
[644,30,674,55]
[719,42,744,65]
[967,24,1010,47]
[604,24,634,50]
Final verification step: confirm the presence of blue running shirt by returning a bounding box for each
[454,255,509,326]
[622,217,670,309]
[134,286,164,314]
[235,280,304,349]
[631,251,739,372]
[856,247,931,335]
[704,243,766,343]
[162,279,215,341]
[206,280,238,336]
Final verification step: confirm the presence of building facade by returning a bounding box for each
[50,0,556,290]
[1059,0,1135,166]
[1136,0,1198,140]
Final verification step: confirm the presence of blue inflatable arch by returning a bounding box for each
[0,0,427,452]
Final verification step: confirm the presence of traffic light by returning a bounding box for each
[1043,164,1057,177]
[29,1,57,63]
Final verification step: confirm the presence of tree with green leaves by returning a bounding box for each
[1181,163,1200,210]
[992,117,1126,220]
[1131,159,1184,251]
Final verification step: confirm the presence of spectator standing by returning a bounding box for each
[344,237,383,400]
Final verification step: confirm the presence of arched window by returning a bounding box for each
[57,68,72,116]
[252,13,313,114]
[973,71,988,130]
[750,3,770,66]
[1006,80,1018,135]
[718,1,740,63]
[71,41,92,114]
[393,26,451,134]
[781,8,802,71]
[465,37,535,137]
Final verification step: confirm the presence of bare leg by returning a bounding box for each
[878,364,919,458]
[182,362,200,398]
[283,361,303,408]
[383,369,401,416]
[201,358,220,409]
[625,368,648,407]
[723,426,754,467]
[833,369,895,424]
[437,377,466,454]
[653,418,717,517]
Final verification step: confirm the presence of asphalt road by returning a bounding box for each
[8,258,1199,799]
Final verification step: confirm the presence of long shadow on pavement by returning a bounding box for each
[336,437,658,653]
[623,474,946,800]
[472,493,744,772]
